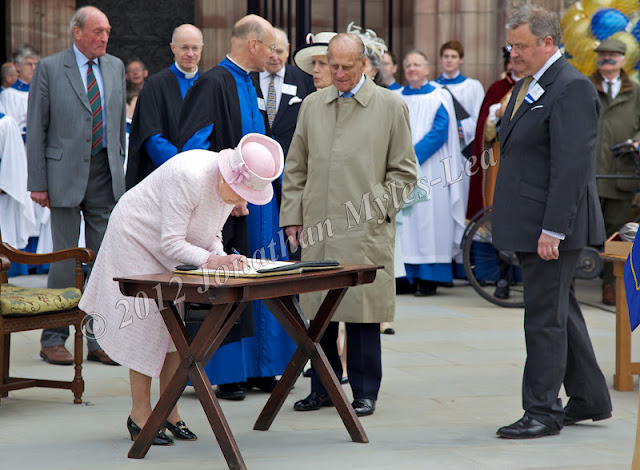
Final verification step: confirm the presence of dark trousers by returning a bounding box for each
[311,322,382,400]
[41,149,115,351]
[518,250,611,429]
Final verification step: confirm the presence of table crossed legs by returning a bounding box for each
[128,287,368,470]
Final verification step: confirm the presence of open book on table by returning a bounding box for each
[174,259,342,278]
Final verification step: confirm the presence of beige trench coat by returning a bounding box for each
[280,77,417,323]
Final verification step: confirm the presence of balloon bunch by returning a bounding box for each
[562,0,640,78]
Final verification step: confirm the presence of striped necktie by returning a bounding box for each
[266,74,276,128]
[87,61,103,156]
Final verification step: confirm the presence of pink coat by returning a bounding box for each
[79,150,232,377]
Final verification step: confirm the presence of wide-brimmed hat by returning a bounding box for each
[293,32,337,76]
[218,133,284,205]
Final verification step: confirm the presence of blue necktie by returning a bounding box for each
[341,91,353,98]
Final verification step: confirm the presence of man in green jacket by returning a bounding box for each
[590,38,640,305]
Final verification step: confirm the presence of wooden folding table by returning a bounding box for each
[115,264,380,470]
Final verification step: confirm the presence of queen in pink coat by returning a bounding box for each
[79,133,283,445]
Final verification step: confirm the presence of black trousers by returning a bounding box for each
[517,250,611,429]
[311,322,382,400]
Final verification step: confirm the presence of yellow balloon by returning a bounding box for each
[628,69,640,84]
[609,31,640,71]
[583,0,615,16]
[612,0,640,17]
[562,2,586,32]
[569,36,600,76]
[564,17,593,55]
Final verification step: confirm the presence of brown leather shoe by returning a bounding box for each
[87,348,119,366]
[40,345,74,365]
[602,284,616,306]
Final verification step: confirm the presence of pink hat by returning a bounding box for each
[218,133,284,205]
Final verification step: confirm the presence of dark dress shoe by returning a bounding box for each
[382,327,395,335]
[87,348,119,365]
[127,416,174,445]
[215,382,246,401]
[40,345,74,365]
[241,376,278,393]
[414,280,437,297]
[166,420,197,440]
[352,398,376,416]
[302,368,313,377]
[496,415,560,439]
[563,404,612,426]
[340,376,349,385]
[493,279,510,299]
[294,392,333,411]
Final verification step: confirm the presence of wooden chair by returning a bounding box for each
[0,241,94,404]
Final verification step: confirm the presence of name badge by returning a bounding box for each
[257,97,266,111]
[525,83,545,104]
[282,83,297,96]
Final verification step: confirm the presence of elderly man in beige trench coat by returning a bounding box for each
[280,33,417,417]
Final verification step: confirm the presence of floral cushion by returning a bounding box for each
[0,283,82,317]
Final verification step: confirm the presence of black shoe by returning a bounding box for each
[494,279,510,299]
[302,368,313,377]
[382,327,395,335]
[340,376,349,384]
[496,415,560,439]
[215,383,246,401]
[352,398,376,416]
[294,392,333,411]
[166,420,197,440]
[127,416,174,445]
[414,280,437,297]
[563,404,612,426]
[396,278,416,295]
[241,377,278,393]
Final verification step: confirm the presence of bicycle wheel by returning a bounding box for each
[462,210,525,308]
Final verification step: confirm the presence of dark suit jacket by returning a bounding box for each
[251,65,314,156]
[492,55,606,252]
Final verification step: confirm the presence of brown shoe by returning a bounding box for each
[40,345,74,365]
[602,284,616,306]
[87,348,119,366]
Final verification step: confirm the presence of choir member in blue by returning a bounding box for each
[125,24,203,189]
[178,14,296,400]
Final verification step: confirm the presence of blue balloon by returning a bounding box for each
[633,20,640,44]
[591,8,629,41]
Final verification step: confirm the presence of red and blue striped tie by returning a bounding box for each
[87,61,103,156]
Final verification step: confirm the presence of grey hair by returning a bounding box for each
[69,6,95,35]
[505,5,562,46]
[403,49,429,67]
[231,17,266,42]
[275,27,290,46]
[327,33,366,62]
[13,44,40,64]
[365,48,381,71]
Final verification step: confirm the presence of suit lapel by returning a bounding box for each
[64,48,91,113]
[501,56,567,145]
[98,55,112,110]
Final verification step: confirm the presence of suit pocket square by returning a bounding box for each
[531,105,544,110]
[288,96,302,105]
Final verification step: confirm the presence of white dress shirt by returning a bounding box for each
[259,65,286,113]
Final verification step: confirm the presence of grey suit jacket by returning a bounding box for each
[26,47,126,207]
[492,55,606,252]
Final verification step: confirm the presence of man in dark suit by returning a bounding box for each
[493,6,612,439]
[27,6,126,366]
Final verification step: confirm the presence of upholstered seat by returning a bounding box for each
[0,239,94,405]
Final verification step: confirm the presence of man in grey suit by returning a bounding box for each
[493,6,612,439]
[27,6,125,366]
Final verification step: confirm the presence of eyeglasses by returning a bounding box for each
[505,43,531,54]
[257,39,277,53]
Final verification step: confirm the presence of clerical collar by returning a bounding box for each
[436,71,466,85]
[11,78,30,92]
[401,80,435,95]
[338,74,365,97]
[174,62,198,79]
[225,55,250,74]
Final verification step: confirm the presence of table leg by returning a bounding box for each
[614,260,634,391]
[256,290,368,443]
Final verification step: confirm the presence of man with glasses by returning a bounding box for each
[589,38,640,306]
[178,15,285,402]
[493,6,611,439]
[126,24,204,188]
